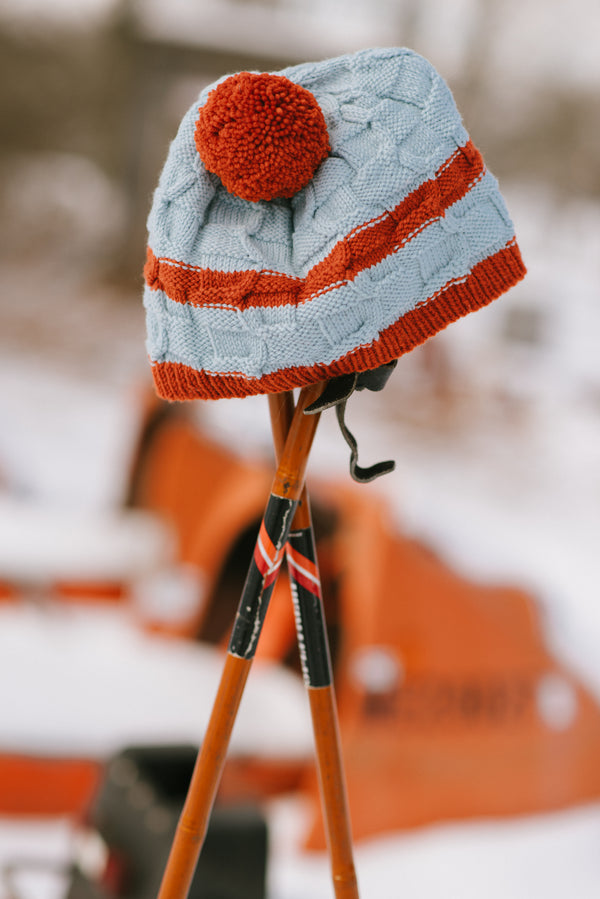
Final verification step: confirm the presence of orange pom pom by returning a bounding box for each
[194,72,330,202]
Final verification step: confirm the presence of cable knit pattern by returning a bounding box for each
[144,47,526,401]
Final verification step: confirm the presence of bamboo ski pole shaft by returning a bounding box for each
[269,392,359,899]
[156,382,323,899]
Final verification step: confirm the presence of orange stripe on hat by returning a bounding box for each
[145,141,485,313]
[150,239,526,402]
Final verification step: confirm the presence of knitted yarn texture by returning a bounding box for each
[144,47,526,401]
[195,72,331,201]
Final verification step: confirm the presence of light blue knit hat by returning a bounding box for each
[144,47,525,401]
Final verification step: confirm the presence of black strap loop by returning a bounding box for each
[335,400,396,483]
[304,362,397,484]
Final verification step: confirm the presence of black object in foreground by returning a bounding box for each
[68,746,267,899]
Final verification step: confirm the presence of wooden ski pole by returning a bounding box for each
[156,381,323,899]
[269,392,359,899]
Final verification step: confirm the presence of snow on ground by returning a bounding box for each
[2,801,600,899]
[268,796,600,899]
[0,819,73,899]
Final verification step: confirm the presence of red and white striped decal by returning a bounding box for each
[254,520,284,588]
[286,544,322,599]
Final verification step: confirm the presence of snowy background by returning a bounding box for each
[0,1,599,897]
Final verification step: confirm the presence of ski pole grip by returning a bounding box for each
[271,382,324,501]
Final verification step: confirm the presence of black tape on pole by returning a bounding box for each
[287,527,332,688]
[229,494,296,659]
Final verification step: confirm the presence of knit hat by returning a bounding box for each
[144,47,526,402]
